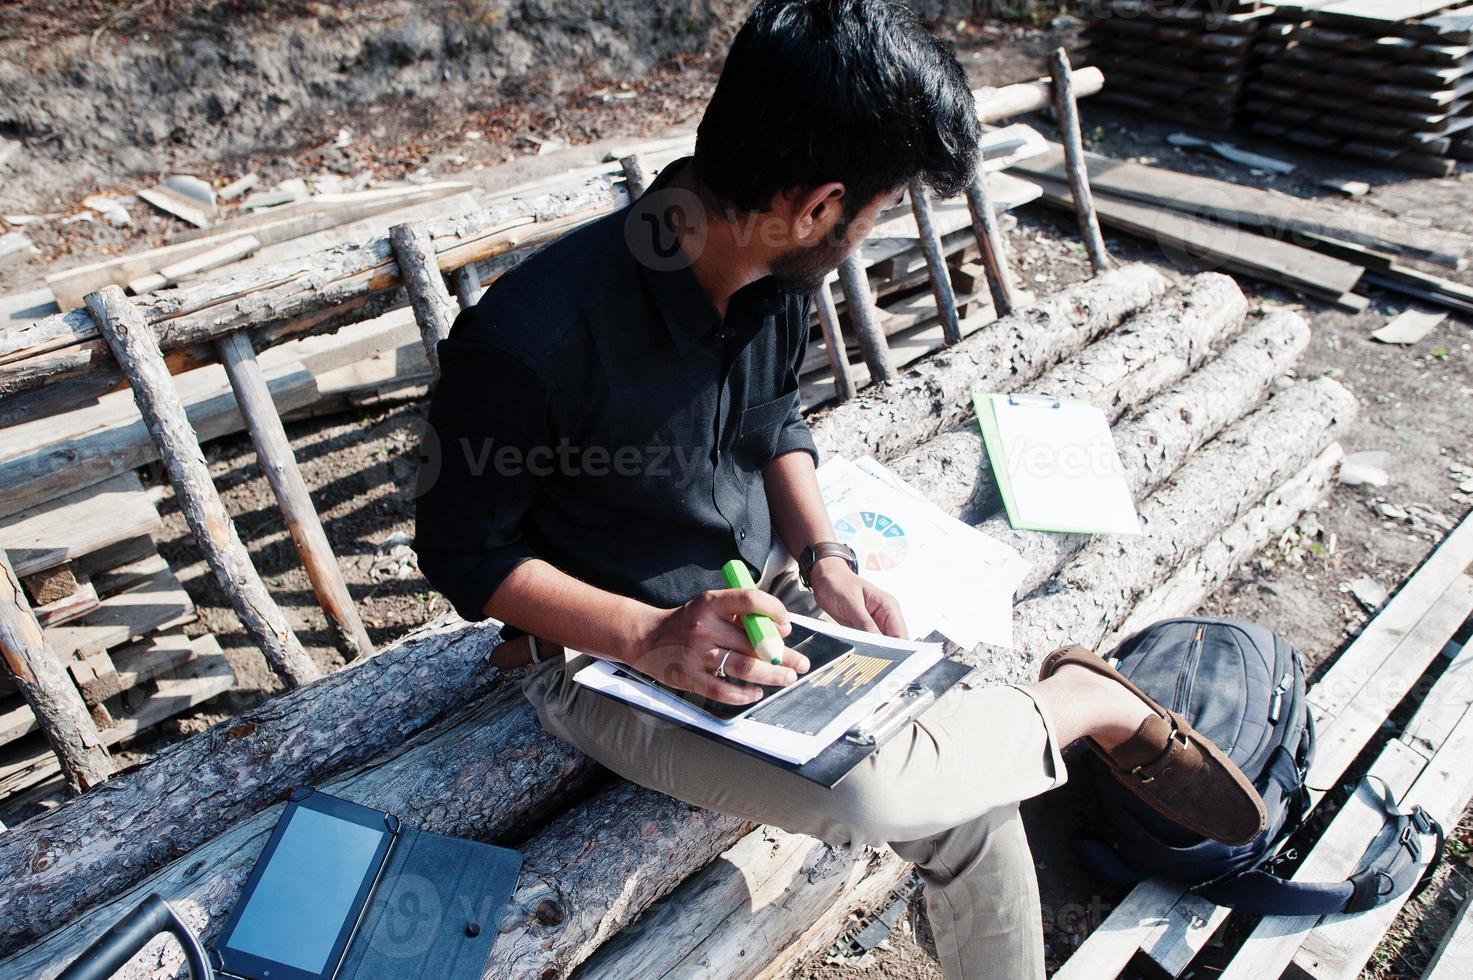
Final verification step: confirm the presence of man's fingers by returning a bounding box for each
[702,588,791,631]
[713,648,798,688]
[687,668,766,706]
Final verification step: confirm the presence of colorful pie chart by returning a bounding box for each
[833,510,910,571]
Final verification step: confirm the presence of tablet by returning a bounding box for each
[214,792,397,980]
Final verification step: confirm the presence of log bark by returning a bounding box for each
[907,180,962,345]
[807,262,1168,464]
[619,153,652,199]
[887,271,1251,519]
[216,332,372,660]
[837,256,895,383]
[389,221,459,383]
[573,406,1352,980]
[0,550,112,795]
[1050,48,1112,273]
[812,281,857,402]
[0,615,509,957]
[85,287,319,689]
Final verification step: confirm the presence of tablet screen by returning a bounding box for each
[225,806,387,973]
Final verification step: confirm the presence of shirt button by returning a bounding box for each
[739,528,747,540]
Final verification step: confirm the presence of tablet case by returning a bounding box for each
[336,824,522,980]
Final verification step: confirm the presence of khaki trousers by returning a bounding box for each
[520,556,1069,980]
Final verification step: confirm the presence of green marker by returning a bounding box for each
[722,559,785,664]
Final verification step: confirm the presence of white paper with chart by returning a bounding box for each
[816,456,1029,649]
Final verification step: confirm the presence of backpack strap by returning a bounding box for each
[1198,778,1443,917]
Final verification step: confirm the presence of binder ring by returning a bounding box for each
[1007,392,1062,408]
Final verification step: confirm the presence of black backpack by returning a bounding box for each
[1075,617,1444,916]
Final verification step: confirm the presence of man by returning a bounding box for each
[415,2,1265,977]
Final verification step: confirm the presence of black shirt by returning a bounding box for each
[413,158,818,623]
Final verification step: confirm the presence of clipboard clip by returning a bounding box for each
[1006,392,1061,409]
[844,683,936,747]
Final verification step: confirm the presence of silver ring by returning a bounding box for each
[715,650,733,681]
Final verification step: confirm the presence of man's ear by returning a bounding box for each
[786,181,846,242]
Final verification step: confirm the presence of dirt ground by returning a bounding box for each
[4,12,1473,980]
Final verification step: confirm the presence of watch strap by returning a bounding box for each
[800,541,859,588]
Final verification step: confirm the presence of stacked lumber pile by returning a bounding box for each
[1010,142,1473,311]
[1249,1,1473,176]
[0,262,1361,979]
[1082,1,1274,128]
[0,473,231,808]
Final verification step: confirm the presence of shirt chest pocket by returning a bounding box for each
[733,389,798,471]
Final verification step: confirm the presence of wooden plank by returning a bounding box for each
[1373,307,1447,343]
[31,581,99,629]
[1424,890,1473,980]
[1293,699,1473,978]
[92,636,233,744]
[41,559,194,661]
[1021,175,1366,298]
[76,629,200,706]
[1010,146,1472,269]
[0,472,162,578]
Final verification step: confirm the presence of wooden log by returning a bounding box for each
[1051,48,1113,273]
[83,287,318,690]
[454,263,483,309]
[975,67,1105,122]
[389,222,459,383]
[837,255,895,383]
[812,281,857,402]
[0,550,113,795]
[907,180,962,345]
[0,615,514,958]
[0,183,624,426]
[965,172,1020,315]
[888,272,1251,519]
[807,263,1168,464]
[216,332,373,660]
[619,153,652,199]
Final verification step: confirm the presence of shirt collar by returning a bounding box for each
[629,157,789,355]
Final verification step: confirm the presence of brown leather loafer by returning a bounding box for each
[1039,643,1267,846]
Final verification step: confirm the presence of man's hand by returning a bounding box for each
[808,557,907,639]
[627,589,812,706]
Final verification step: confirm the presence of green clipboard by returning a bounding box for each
[974,390,1142,536]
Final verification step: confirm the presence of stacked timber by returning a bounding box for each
[1082,1,1274,128]
[0,473,232,810]
[0,264,1361,980]
[1248,1,1473,175]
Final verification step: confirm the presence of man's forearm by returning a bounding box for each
[763,450,836,560]
[484,558,658,664]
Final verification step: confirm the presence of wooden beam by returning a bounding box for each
[453,263,483,310]
[83,287,318,689]
[965,172,1020,315]
[388,221,458,383]
[837,256,895,384]
[812,281,857,402]
[0,550,112,794]
[1050,47,1113,273]
[619,153,652,199]
[907,180,962,345]
[217,332,373,660]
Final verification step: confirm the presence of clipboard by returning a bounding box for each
[587,656,977,789]
[974,390,1142,536]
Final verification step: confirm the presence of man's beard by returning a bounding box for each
[768,217,857,295]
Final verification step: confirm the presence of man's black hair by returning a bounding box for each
[692,0,981,217]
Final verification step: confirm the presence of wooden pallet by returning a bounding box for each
[1054,513,1473,979]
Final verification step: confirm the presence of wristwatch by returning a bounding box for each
[798,541,859,589]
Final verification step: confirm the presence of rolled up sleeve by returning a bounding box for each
[774,292,819,465]
[413,334,550,622]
